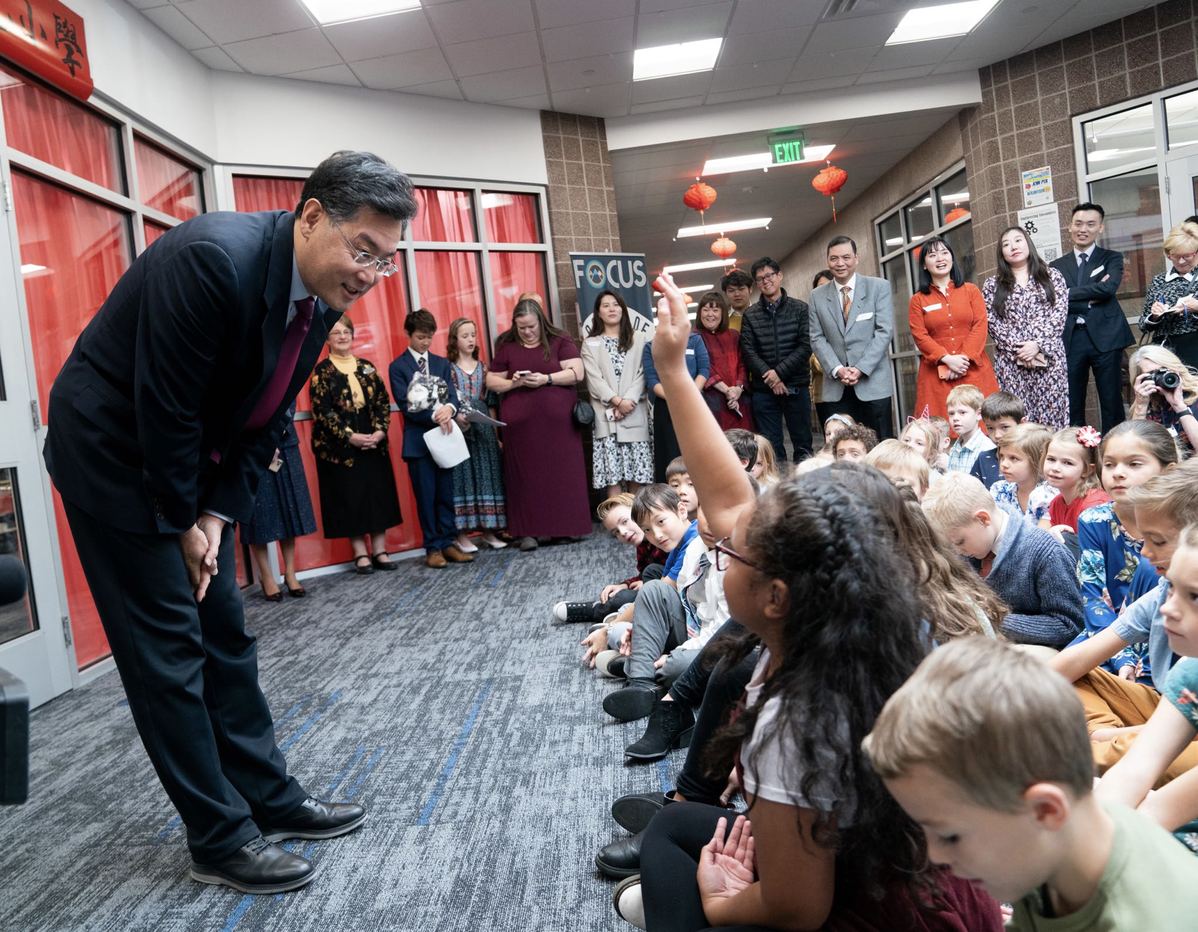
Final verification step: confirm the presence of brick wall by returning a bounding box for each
[540,111,621,336]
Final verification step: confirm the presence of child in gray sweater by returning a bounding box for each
[924,473,1083,647]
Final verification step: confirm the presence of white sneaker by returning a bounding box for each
[480,532,508,549]
[613,876,646,929]
[455,535,479,554]
[594,650,626,679]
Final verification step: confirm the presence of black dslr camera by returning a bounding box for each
[0,555,29,805]
[1151,368,1181,391]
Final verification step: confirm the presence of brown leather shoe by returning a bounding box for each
[425,551,448,569]
[442,544,475,563]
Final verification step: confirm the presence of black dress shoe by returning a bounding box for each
[371,553,398,571]
[261,796,367,842]
[595,830,644,879]
[602,682,660,723]
[625,699,695,762]
[190,836,317,894]
[611,792,668,834]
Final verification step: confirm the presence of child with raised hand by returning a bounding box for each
[923,472,1082,647]
[865,636,1198,931]
[1098,522,1198,849]
[1040,425,1109,538]
[614,272,1001,932]
[1075,420,1179,663]
[1049,461,1198,779]
[990,423,1055,523]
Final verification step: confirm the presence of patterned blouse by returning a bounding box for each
[990,479,1056,524]
[1140,269,1198,340]
[309,355,392,467]
[1074,501,1143,672]
[983,270,1069,364]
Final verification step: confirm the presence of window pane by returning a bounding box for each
[143,220,170,248]
[482,191,541,243]
[904,194,935,244]
[412,188,476,243]
[943,221,976,285]
[1088,166,1163,328]
[894,355,919,424]
[0,64,124,192]
[883,254,913,353]
[232,175,304,212]
[879,211,902,255]
[0,469,37,647]
[1083,102,1155,174]
[135,137,201,220]
[414,251,485,354]
[1166,88,1198,152]
[937,170,971,224]
[489,251,547,340]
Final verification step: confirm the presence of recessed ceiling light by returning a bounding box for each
[701,145,835,176]
[662,259,737,274]
[885,0,1000,45]
[634,38,723,82]
[301,0,421,26]
[677,217,772,238]
[678,283,714,293]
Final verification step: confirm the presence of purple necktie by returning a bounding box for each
[245,297,315,432]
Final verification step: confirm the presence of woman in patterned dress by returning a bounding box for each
[581,290,652,496]
[1140,221,1198,369]
[446,317,507,553]
[983,227,1070,429]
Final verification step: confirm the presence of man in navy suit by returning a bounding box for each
[389,308,472,569]
[43,151,416,894]
[1050,203,1133,432]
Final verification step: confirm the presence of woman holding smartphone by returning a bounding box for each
[488,298,592,551]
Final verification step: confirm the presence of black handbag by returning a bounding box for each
[572,398,595,428]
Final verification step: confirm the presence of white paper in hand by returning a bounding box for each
[423,420,470,469]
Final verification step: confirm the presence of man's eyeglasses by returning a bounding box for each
[331,220,399,278]
[713,536,762,572]
[753,271,779,285]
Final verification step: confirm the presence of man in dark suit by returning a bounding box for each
[43,151,417,894]
[388,308,472,570]
[1050,203,1133,432]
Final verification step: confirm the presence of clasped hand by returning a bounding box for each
[179,513,223,602]
[349,430,386,449]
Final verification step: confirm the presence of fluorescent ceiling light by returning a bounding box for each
[885,0,999,45]
[663,259,737,274]
[20,263,46,275]
[679,283,714,293]
[300,0,421,26]
[701,145,835,176]
[677,217,771,238]
[884,237,903,246]
[634,38,723,82]
[1087,147,1155,162]
[686,302,698,308]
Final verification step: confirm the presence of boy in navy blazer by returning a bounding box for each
[389,309,472,569]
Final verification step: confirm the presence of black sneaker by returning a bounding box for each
[550,600,594,625]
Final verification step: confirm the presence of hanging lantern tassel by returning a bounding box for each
[811,163,848,223]
[682,181,717,224]
[711,236,736,260]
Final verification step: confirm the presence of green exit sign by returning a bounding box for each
[769,130,805,165]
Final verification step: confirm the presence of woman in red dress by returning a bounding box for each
[908,236,999,421]
[695,291,753,430]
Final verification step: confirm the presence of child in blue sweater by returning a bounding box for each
[924,472,1083,647]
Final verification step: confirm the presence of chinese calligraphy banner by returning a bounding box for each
[0,0,92,101]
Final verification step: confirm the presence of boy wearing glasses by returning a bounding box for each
[738,257,813,464]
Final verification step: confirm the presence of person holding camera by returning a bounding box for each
[1128,344,1198,454]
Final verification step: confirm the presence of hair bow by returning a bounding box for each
[1075,425,1102,448]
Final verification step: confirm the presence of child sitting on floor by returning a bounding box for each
[899,418,942,482]
[749,434,782,487]
[665,456,698,518]
[1040,425,1109,541]
[923,472,1082,647]
[991,422,1055,523]
[970,390,1025,489]
[865,636,1198,930]
[945,384,994,474]
[832,423,878,462]
[865,439,931,500]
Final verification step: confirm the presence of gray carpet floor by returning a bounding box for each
[0,533,679,931]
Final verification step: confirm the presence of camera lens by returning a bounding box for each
[1152,368,1181,391]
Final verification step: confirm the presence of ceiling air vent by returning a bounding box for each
[822,0,904,19]
[823,0,860,17]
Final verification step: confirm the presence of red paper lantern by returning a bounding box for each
[811,164,848,222]
[711,236,736,259]
[945,206,970,223]
[682,182,717,213]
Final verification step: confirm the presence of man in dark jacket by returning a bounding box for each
[739,257,813,463]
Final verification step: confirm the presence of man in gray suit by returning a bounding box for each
[809,236,895,439]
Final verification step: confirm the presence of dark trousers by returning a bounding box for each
[406,454,455,553]
[1067,327,1126,432]
[63,501,305,860]
[825,385,894,440]
[584,564,664,625]
[750,387,812,463]
[653,395,680,481]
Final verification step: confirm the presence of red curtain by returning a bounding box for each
[413,251,486,358]
[14,170,133,667]
[232,176,304,214]
[0,64,122,192]
[412,188,476,242]
[143,220,169,246]
[482,191,539,243]
[134,137,201,220]
[489,252,547,337]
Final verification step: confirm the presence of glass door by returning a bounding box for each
[0,187,73,707]
[1166,153,1198,228]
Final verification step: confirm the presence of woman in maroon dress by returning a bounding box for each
[488,299,591,551]
[695,291,753,430]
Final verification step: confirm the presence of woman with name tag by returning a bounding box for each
[908,236,998,421]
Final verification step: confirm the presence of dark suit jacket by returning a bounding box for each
[1050,246,1134,352]
[389,351,460,460]
[43,210,340,535]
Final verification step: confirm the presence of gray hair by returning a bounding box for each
[295,151,418,225]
